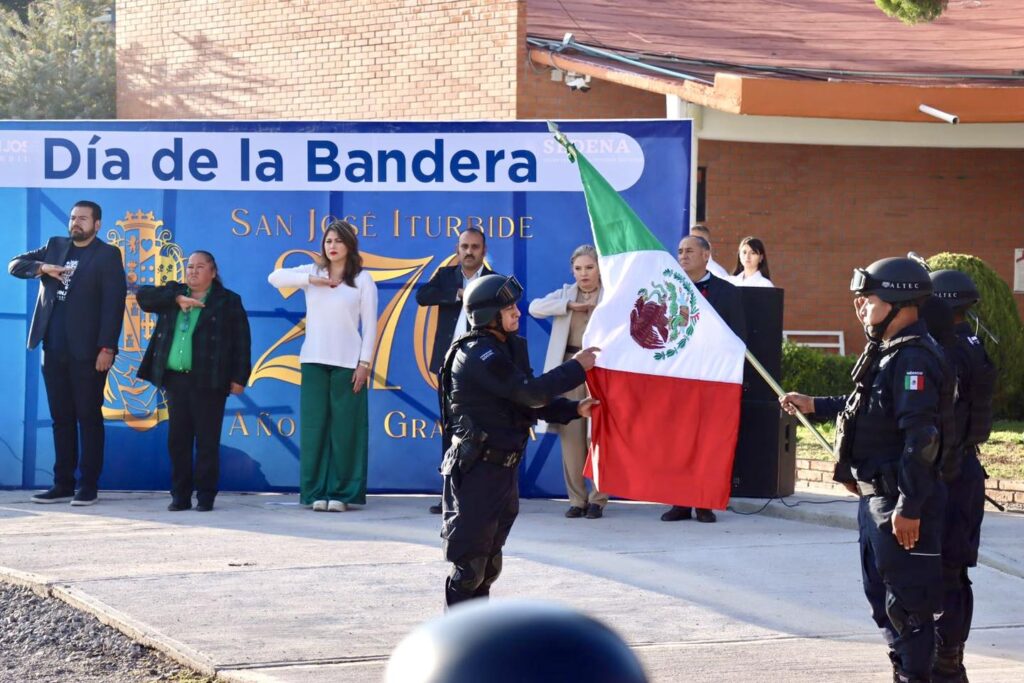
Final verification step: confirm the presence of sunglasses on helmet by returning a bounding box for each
[849,268,882,295]
[494,275,523,307]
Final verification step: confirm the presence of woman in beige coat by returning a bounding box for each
[528,245,608,519]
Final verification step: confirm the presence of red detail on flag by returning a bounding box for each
[629,296,669,349]
[583,366,742,510]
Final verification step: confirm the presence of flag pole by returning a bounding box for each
[547,121,577,162]
[743,349,836,459]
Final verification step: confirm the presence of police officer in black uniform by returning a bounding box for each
[440,274,598,608]
[781,257,953,683]
[923,270,995,683]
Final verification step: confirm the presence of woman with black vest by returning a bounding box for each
[137,250,252,512]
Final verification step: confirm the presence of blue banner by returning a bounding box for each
[0,120,692,496]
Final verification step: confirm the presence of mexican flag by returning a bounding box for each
[572,148,746,510]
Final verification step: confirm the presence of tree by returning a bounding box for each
[875,0,948,25]
[0,1,115,119]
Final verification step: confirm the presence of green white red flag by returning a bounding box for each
[569,145,746,509]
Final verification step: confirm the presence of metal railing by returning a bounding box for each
[783,330,845,356]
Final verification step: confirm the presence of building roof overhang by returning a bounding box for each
[529,44,1024,123]
[526,0,1024,123]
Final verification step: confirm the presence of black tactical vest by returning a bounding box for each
[956,331,996,449]
[848,336,955,474]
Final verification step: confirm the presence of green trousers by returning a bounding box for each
[299,363,368,505]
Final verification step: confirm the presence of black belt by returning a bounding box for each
[857,477,896,498]
[479,447,523,468]
[565,345,581,354]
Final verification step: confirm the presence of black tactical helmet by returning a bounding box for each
[385,600,648,683]
[850,257,932,303]
[464,274,523,329]
[930,269,980,308]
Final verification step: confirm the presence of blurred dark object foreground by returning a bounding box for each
[385,599,648,683]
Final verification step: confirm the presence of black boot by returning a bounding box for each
[888,650,929,683]
[933,644,968,683]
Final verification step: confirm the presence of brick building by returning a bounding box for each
[116,0,1024,350]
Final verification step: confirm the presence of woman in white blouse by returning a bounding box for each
[730,236,775,288]
[528,244,608,520]
[268,220,378,512]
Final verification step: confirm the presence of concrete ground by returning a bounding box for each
[0,488,1021,682]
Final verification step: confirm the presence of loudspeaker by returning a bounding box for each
[739,287,784,401]
[731,398,797,498]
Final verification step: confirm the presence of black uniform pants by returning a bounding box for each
[164,371,228,506]
[441,460,519,608]
[936,453,986,652]
[41,353,108,492]
[858,486,945,680]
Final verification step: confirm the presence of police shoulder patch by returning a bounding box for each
[479,346,516,380]
[904,371,925,391]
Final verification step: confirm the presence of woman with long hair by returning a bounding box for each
[268,220,378,512]
[528,244,608,519]
[730,236,774,288]
[137,250,252,512]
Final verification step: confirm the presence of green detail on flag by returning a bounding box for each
[575,152,668,257]
[642,269,700,361]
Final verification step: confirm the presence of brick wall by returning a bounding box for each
[117,0,523,120]
[696,141,1024,348]
[796,459,1024,511]
[516,53,666,120]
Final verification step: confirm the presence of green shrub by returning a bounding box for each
[875,0,947,25]
[781,341,856,398]
[927,253,1024,420]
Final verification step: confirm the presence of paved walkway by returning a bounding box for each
[1,489,1022,682]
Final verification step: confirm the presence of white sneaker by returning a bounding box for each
[328,500,348,512]
[312,500,328,512]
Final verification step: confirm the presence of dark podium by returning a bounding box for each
[731,287,797,499]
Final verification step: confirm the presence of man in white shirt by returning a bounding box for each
[415,228,493,513]
[690,224,729,279]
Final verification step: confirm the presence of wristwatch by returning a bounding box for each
[101,347,116,355]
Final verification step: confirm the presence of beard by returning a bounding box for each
[70,226,97,243]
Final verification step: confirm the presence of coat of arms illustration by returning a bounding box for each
[630,269,700,360]
[103,211,185,429]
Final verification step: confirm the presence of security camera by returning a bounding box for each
[565,73,591,92]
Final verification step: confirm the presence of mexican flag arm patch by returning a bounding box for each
[904,372,925,391]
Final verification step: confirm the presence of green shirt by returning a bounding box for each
[165,292,207,372]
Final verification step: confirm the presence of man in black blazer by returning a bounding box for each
[415,227,493,513]
[9,200,127,506]
[660,234,747,524]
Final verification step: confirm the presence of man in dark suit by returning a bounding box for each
[9,200,127,506]
[415,227,493,513]
[661,234,746,524]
